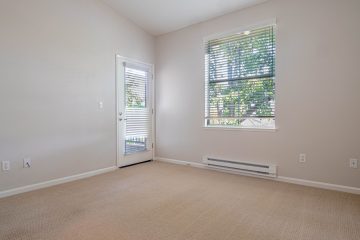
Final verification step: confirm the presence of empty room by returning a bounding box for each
[0,0,359,239]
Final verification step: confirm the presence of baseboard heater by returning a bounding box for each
[202,157,277,178]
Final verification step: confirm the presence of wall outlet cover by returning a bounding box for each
[23,158,32,168]
[2,161,10,171]
[349,159,358,169]
[299,154,306,163]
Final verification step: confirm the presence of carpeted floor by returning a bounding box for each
[0,161,359,240]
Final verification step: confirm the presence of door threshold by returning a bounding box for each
[119,160,153,168]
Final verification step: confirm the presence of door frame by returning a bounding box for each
[115,55,155,167]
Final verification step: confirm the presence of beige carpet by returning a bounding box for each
[0,161,359,240]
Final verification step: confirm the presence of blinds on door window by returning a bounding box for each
[205,25,276,129]
[124,64,152,155]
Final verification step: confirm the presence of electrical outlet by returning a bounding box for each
[2,161,10,171]
[299,154,306,163]
[23,158,31,168]
[350,159,358,169]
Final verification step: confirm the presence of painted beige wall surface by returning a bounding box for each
[0,0,154,191]
[155,0,360,188]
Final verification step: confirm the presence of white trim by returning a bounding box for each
[276,176,360,195]
[156,157,276,180]
[155,157,360,195]
[151,64,156,161]
[0,166,117,199]
[203,18,277,43]
[115,55,124,167]
[203,126,278,132]
[115,55,153,69]
[156,157,207,169]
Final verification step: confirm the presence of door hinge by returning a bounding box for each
[152,143,154,149]
[152,108,154,114]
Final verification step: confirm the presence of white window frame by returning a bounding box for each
[203,19,278,131]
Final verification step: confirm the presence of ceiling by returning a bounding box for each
[102,0,267,36]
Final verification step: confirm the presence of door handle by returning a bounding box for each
[119,118,127,121]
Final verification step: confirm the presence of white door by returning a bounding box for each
[116,56,154,167]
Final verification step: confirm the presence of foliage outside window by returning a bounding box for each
[205,25,276,129]
[125,68,147,108]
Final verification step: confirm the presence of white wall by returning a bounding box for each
[0,0,154,191]
[155,0,360,188]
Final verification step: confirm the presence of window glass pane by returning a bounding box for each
[124,67,150,154]
[205,25,276,129]
[125,68,147,108]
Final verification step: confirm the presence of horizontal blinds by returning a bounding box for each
[205,25,275,128]
[124,67,152,155]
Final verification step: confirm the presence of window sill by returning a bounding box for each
[203,126,278,132]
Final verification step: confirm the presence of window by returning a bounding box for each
[205,25,276,129]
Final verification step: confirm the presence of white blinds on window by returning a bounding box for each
[124,65,152,155]
[205,25,276,129]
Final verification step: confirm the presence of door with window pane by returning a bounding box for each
[116,56,153,167]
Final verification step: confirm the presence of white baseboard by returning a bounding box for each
[155,157,360,195]
[155,157,275,180]
[156,157,207,169]
[276,176,360,195]
[0,166,117,199]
